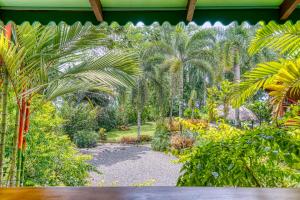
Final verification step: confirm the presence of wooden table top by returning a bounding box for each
[0,187,299,200]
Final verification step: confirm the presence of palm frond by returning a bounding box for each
[52,22,110,57]
[60,50,140,78]
[231,60,283,107]
[232,59,300,117]
[249,21,300,58]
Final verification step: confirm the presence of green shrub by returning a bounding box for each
[247,101,272,124]
[184,108,201,118]
[24,100,92,186]
[74,130,99,148]
[140,134,152,142]
[99,128,107,141]
[59,102,97,139]
[177,126,300,187]
[25,131,92,186]
[151,122,170,151]
[96,106,117,131]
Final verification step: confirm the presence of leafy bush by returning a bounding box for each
[96,106,117,131]
[140,135,152,142]
[179,118,208,132]
[59,102,98,139]
[184,108,201,119]
[24,101,92,186]
[120,136,137,144]
[177,126,300,187]
[120,135,152,144]
[284,102,300,128]
[170,135,194,150]
[168,119,181,132]
[151,122,171,151]
[247,101,272,124]
[99,128,107,141]
[25,131,92,186]
[74,130,99,148]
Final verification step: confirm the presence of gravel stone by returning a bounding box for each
[80,143,182,186]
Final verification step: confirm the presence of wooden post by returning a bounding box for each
[280,0,300,20]
[186,0,197,22]
[89,0,104,22]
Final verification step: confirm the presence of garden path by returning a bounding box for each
[80,143,182,186]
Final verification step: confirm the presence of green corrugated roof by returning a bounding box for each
[0,0,299,25]
[0,0,291,10]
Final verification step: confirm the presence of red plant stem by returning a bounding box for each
[17,95,26,150]
[5,24,12,40]
[22,101,31,150]
[16,94,26,186]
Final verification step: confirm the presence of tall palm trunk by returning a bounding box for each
[191,108,195,119]
[178,67,184,118]
[178,66,184,134]
[234,52,241,127]
[169,97,174,126]
[137,110,141,142]
[0,69,8,186]
[169,73,176,128]
[158,84,164,120]
[202,78,207,106]
[0,23,12,186]
[8,108,19,186]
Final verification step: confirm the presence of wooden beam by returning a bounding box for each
[89,0,104,22]
[280,0,300,20]
[186,0,197,22]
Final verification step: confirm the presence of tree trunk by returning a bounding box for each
[137,110,141,142]
[178,67,184,134]
[8,108,19,187]
[0,23,12,187]
[191,108,194,119]
[178,67,184,119]
[0,69,8,186]
[168,97,174,127]
[234,53,241,127]
[202,79,207,106]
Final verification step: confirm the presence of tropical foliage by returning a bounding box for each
[177,125,300,187]
[0,20,299,188]
[0,22,139,187]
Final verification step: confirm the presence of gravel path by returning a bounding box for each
[80,143,182,186]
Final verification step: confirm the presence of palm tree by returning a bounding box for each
[131,77,147,140]
[144,23,216,124]
[0,22,139,186]
[188,89,197,119]
[232,21,300,123]
[220,23,253,126]
[0,23,13,186]
[142,48,170,120]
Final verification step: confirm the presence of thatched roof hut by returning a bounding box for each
[217,105,258,121]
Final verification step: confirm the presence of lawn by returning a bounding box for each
[106,122,156,141]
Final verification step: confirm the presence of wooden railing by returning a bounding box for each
[0,187,299,200]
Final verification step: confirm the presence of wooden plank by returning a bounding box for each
[280,0,300,20]
[89,0,103,22]
[186,0,197,22]
[0,187,299,200]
